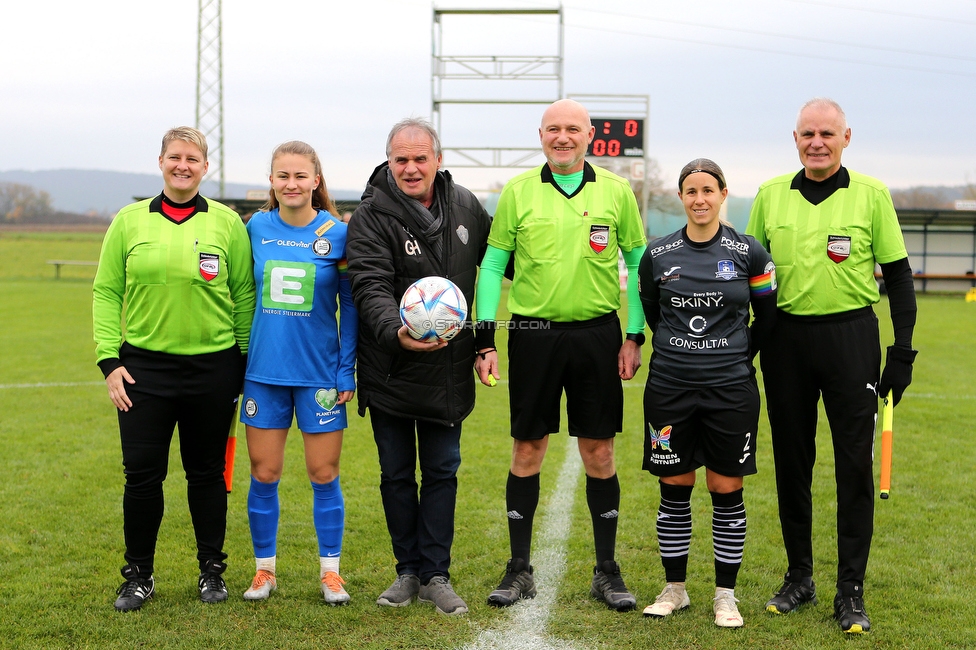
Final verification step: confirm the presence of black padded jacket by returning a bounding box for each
[346,162,491,425]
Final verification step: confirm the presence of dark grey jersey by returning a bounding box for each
[638,224,774,388]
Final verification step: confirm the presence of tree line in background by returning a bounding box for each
[890,182,976,209]
[2,173,975,227]
[0,182,109,225]
[0,182,53,221]
[638,158,684,215]
[607,160,976,213]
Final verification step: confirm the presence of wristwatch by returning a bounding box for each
[626,332,646,346]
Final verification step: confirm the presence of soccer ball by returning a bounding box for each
[399,276,468,341]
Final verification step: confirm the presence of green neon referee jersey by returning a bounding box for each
[488,163,646,322]
[746,168,907,316]
[93,195,256,363]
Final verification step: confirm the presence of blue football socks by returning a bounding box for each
[311,477,344,559]
[248,476,280,558]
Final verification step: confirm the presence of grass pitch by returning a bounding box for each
[1,229,974,649]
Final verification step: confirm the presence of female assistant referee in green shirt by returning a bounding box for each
[93,126,255,612]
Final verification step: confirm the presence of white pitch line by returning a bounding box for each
[0,381,103,389]
[463,438,584,650]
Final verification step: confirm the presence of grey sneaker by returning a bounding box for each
[487,558,536,607]
[419,575,468,615]
[591,560,636,612]
[376,574,420,607]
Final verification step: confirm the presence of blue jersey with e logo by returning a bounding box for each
[245,209,357,390]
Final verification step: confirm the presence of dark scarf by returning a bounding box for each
[385,167,446,260]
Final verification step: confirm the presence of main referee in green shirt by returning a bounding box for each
[475,99,647,612]
[747,98,918,635]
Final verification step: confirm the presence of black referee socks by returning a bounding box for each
[506,472,540,564]
[586,474,621,565]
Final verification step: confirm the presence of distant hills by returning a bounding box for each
[0,169,363,216]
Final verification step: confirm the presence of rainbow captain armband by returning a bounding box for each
[749,262,777,297]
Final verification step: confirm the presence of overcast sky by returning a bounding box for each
[3,0,975,197]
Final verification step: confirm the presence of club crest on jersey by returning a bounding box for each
[456,225,469,245]
[651,425,672,451]
[199,253,219,281]
[243,397,258,418]
[315,388,338,411]
[715,259,737,280]
[827,235,851,263]
[313,238,332,256]
[589,225,610,253]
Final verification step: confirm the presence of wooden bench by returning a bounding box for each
[47,260,98,279]
[911,273,976,281]
[876,272,976,291]
[914,274,976,292]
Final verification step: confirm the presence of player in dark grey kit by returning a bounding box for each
[638,159,777,628]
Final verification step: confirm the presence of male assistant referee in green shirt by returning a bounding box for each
[747,98,918,635]
[474,99,647,612]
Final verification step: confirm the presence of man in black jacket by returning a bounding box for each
[346,118,491,616]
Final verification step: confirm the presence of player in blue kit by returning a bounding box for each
[638,159,777,628]
[239,141,358,604]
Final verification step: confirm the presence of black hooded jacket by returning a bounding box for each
[346,162,492,425]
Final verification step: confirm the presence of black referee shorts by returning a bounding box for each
[642,379,760,478]
[508,312,623,440]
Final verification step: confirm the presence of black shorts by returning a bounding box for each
[642,380,759,477]
[508,312,623,440]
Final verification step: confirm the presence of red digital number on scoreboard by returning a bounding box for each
[587,119,644,158]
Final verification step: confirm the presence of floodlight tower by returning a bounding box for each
[431,6,564,171]
[196,0,224,197]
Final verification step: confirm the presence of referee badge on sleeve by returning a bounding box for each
[826,235,851,263]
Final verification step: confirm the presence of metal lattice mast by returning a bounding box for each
[431,6,564,169]
[196,0,224,197]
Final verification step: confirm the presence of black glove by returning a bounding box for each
[879,346,918,406]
